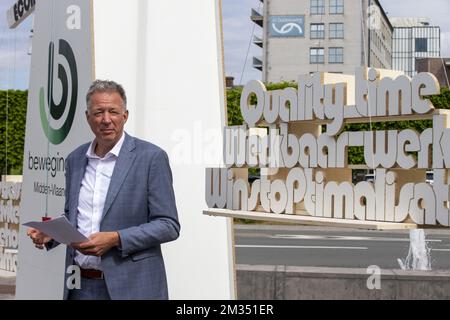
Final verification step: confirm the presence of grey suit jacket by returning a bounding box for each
[61,133,180,299]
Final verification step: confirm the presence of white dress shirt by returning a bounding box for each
[74,133,125,270]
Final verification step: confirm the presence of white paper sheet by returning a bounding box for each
[23,216,88,245]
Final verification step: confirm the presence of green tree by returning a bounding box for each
[0,90,28,176]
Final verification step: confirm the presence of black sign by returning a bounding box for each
[8,0,36,28]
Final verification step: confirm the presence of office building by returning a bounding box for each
[251,0,393,83]
[391,17,440,77]
[416,57,450,88]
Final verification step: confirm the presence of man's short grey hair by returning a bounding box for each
[86,79,127,109]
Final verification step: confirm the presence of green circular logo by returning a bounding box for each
[39,39,78,145]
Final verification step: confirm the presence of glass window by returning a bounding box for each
[311,23,325,39]
[329,23,344,39]
[330,0,344,14]
[329,47,344,64]
[415,38,427,52]
[310,48,325,64]
[311,0,325,15]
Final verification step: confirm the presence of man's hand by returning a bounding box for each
[27,228,53,249]
[71,232,120,257]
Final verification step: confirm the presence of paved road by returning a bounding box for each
[234,224,450,270]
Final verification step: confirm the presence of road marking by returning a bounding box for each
[432,249,450,252]
[270,235,442,242]
[235,245,368,250]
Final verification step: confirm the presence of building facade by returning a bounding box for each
[251,0,392,83]
[391,17,440,77]
[416,57,450,88]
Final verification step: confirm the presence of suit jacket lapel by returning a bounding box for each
[101,133,136,220]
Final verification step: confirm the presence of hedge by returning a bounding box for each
[0,90,27,175]
[227,84,450,164]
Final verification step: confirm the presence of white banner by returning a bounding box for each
[16,0,93,299]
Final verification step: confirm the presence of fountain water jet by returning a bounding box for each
[397,229,431,270]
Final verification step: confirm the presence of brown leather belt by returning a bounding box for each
[80,268,104,279]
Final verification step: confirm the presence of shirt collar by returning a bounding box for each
[86,132,126,159]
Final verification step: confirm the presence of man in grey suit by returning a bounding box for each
[27,80,180,300]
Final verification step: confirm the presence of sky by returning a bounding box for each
[0,0,32,90]
[222,0,450,85]
[0,0,449,89]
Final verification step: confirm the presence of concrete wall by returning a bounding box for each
[3,265,450,300]
[237,265,450,299]
[0,271,15,300]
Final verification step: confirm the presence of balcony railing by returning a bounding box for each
[253,35,263,48]
[252,57,263,71]
[250,8,263,27]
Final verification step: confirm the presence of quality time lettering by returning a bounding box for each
[239,67,439,133]
[206,68,450,227]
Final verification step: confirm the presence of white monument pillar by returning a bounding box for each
[16,0,235,299]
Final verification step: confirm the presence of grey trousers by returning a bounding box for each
[68,277,111,300]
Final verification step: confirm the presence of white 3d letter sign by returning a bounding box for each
[206,68,450,227]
